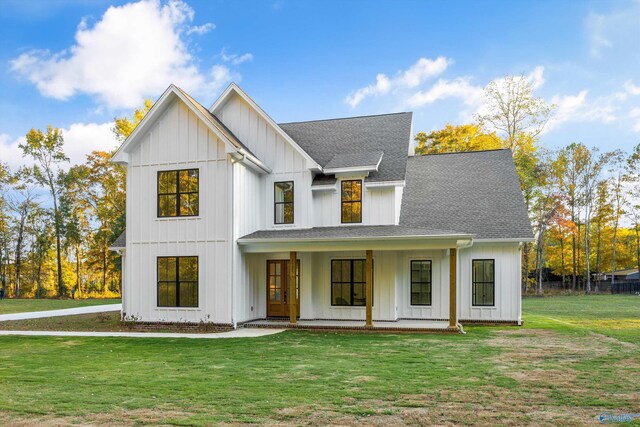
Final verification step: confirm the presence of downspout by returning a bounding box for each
[230,156,238,330]
[455,238,474,334]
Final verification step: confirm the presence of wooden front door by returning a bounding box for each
[267,259,300,317]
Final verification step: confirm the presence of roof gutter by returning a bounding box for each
[230,150,272,174]
[474,238,535,243]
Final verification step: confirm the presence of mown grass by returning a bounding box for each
[522,294,640,344]
[0,298,121,315]
[0,295,637,426]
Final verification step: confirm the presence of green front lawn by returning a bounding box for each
[0,298,120,315]
[0,295,637,426]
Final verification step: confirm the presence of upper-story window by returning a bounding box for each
[341,179,362,223]
[274,181,294,224]
[157,169,199,217]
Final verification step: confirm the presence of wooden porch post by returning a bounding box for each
[289,251,297,324]
[366,250,373,327]
[449,248,457,328]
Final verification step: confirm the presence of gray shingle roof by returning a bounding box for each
[239,225,471,242]
[279,112,412,182]
[324,151,383,171]
[312,174,337,186]
[110,230,126,249]
[400,149,533,240]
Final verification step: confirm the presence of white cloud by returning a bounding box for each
[624,80,640,96]
[64,122,120,165]
[345,56,452,107]
[186,22,215,35]
[630,107,640,133]
[545,89,621,133]
[546,90,589,132]
[406,77,484,108]
[584,3,640,58]
[220,50,254,65]
[10,0,235,109]
[0,123,118,170]
[585,12,613,58]
[527,66,546,90]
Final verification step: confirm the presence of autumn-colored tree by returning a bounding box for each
[592,181,613,282]
[20,126,69,296]
[626,143,640,274]
[580,148,616,293]
[113,99,153,142]
[0,162,11,295]
[414,124,502,155]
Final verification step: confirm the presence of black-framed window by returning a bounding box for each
[157,256,198,307]
[274,181,294,224]
[410,260,432,306]
[472,259,495,306]
[158,169,199,217]
[331,259,373,306]
[341,180,362,223]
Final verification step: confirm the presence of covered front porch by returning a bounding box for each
[236,225,474,333]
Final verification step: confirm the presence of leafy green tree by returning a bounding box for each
[20,126,69,296]
[476,73,554,149]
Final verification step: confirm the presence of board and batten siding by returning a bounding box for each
[395,250,450,320]
[232,163,266,323]
[216,92,315,230]
[312,182,401,227]
[457,242,522,323]
[123,98,233,324]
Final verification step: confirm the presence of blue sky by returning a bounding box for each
[1,0,639,168]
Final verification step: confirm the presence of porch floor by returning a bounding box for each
[242,319,460,333]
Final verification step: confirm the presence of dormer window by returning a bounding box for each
[157,169,199,217]
[274,181,294,224]
[341,179,362,223]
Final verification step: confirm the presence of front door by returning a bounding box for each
[267,259,300,317]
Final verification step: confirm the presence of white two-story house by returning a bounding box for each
[110,83,533,332]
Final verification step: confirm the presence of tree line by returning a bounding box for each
[415,75,640,293]
[0,102,152,298]
[1,78,637,299]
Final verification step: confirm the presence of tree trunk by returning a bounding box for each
[15,218,25,298]
[102,248,107,295]
[595,225,601,293]
[76,244,81,298]
[611,221,618,286]
[522,243,529,293]
[52,192,64,297]
[636,223,640,278]
[559,234,565,289]
[584,222,592,294]
[571,204,577,291]
[36,263,42,298]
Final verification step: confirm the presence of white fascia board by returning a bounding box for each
[474,238,535,243]
[238,233,473,245]
[210,83,322,171]
[311,184,337,192]
[324,165,377,175]
[324,152,384,175]
[111,85,242,164]
[237,236,473,253]
[364,180,406,188]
